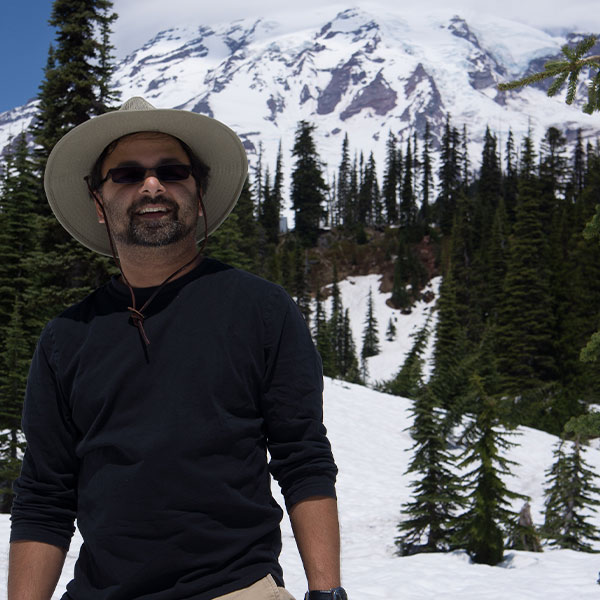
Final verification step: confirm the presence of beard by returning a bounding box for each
[109,195,199,248]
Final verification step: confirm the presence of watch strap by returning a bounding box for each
[304,587,348,600]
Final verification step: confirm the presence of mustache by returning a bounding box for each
[127,196,178,216]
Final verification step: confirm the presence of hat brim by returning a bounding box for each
[44,106,248,256]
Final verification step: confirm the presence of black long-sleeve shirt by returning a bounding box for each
[11,258,337,599]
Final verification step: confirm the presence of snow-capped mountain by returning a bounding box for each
[2,7,600,188]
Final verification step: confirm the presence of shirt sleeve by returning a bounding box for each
[10,324,79,550]
[261,287,337,510]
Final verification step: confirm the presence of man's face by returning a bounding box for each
[96,132,201,248]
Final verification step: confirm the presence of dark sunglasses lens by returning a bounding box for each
[156,165,192,181]
[109,166,146,183]
[108,165,192,183]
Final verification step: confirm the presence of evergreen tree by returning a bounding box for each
[579,147,600,364]
[0,134,39,332]
[387,318,430,398]
[358,152,379,227]
[29,0,120,325]
[293,245,311,325]
[254,141,264,216]
[487,198,509,317]
[327,266,345,379]
[340,309,360,383]
[478,127,502,222]
[419,121,433,227]
[0,298,30,512]
[337,133,353,227]
[382,131,399,224]
[436,115,462,235]
[454,392,527,565]
[206,211,247,268]
[543,415,600,551]
[502,129,518,225]
[400,140,416,230]
[495,134,557,403]
[539,127,568,223]
[428,271,469,417]
[0,135,41,510]
[568,129,585,201]
[386,317,397,342]
[260,145,283,244]
[33,0,119,162]
[361,288,380,358]
[314,286,335,376]
[396,386,463,555]
[290,121,327,246]
[232,177,260,273]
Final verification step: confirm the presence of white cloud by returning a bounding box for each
[111,0,600,57]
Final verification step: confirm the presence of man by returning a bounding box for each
[9,97,347,600]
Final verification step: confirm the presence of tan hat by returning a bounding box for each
[44,97,248,256]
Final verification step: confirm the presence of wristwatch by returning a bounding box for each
[304,588,348,600]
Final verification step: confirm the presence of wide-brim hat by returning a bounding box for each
[44,96,248,256]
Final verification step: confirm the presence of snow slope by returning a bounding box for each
[1,274,599,599]
[1,376,599,599]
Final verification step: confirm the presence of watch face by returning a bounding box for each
[333,589,348,600]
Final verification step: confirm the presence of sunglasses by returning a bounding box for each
[100,164,193,185]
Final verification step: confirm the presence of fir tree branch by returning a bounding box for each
[497,36,600,113]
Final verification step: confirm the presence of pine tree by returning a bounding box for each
[358,152,379,227]
[29,0,120,325]
[314,286,335,377]
[419,121,433,228]
[382,131,399,224]
[260,146,283,244]
[260,166,278,244]
[340,309,360,383]
[33,0,119,162]
[396,386,463,555]
[386,317,397,342]
[495,134,557,403]
[0,298,30,512]
[503,129,518,226]
[454,392,527,565]
[232,177,260,273]
[387,318,430,398]
[0,134,39,332]
[428,271,469,417]
[400,140,416,230]
[327,266,345,379]
[436,115,462,235]
[543,415,600,551]
[291,121,328,246]
[578,146,600,365]
[361,288,380,358]
[293,245,311,325]
[337,133,353,227]
[539,127,568,221]
[206,210,247,268]
[0,135,41,511]
[487,198,509,317]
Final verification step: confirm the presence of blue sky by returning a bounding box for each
[0,2,55,112]
[2,0,599,114]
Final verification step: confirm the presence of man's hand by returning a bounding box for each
[288,496,341,591]
[8,540,66,600]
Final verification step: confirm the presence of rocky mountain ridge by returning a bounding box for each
[1,7,600,190]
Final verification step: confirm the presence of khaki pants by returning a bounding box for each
[213,575,296,600]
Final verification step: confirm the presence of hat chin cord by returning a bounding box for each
[85,178,208,346]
